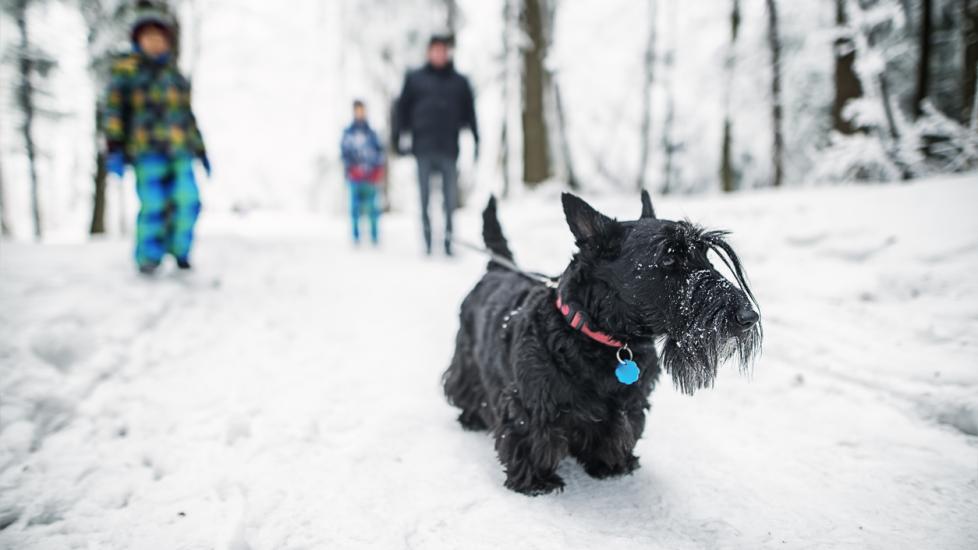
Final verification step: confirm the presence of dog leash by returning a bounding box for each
[450,237,560,289]
[451,236,640,385]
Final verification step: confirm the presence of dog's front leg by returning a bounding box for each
[575,407,643,480]
[493,387,567,496]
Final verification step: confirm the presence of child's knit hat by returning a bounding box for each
[131,1,175,44]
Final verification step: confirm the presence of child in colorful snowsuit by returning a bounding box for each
[104,5,210,274]
[340,100,385,246]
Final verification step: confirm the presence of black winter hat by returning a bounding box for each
[428,34,454,48]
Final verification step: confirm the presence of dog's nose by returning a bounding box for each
[735,306,759,328]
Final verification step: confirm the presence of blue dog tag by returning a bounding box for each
[615,360,640,385]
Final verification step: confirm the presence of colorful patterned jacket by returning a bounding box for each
[103,51,207,161]
[341,120,385,183]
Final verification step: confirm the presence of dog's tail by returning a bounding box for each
[482,196,515,266]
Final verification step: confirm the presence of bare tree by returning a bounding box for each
[184,0,204,81]
[5,0,55,239]
[552,80,579,189]
[826,0,920,180]
[962,0,978,126]
[971,72,978,131]
[80,0,119,235]
[499,0,515,197]
[636,0,657,191]
[852,0,912,179]
[765,0,785,187]
[78,0,144,234]
[0,154,9,236]
[521,0,551,186]
[660,0,678,194]
[833,0,863,134]
[720,0,740,192]
[914,0,933,119]
[443,0,458,34]
[89,107,108,234]
[541,2,577,190]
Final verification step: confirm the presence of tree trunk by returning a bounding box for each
[81,0,112,235]
[879,74,913,180]
[833,0,863,134]
[0,154,9,236]
[90,103,108,234]
[15,4,42,239]
[855,0,913,180]
[661,99,675,194]
[186,0,204,81]
[500,114,511,198]
[720,121,734,192]
[500,0,513,198]
[914,0,933,119]
[720,0,740,193]
[553,81,579,189]
[636,0,657,191]
[972,69,978,131]
[765,0,785,188]
[963,0,978,126]
[90,151,108,234]
[444,0,459,35]
[521,0,551,186]
[879,76,901,142]
[660,0,677,194]
[118,171,128,234]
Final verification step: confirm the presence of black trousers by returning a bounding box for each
[416,153,458,251]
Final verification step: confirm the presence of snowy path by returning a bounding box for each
[1,177,977,549]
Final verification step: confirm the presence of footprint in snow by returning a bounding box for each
[29,316,95,371]
[820,235,897,262]
[784,232,828,247]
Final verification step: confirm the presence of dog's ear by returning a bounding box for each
[562,193,616,243]
[640,189,657,219]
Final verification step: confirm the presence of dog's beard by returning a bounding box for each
[659,271,762,395]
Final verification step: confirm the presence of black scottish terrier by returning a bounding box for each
[443,191,762,496]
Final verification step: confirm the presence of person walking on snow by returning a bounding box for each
[395,34,479,256]
[341,100,385,246]
[103,3,210,275]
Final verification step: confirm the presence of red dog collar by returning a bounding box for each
[555,295,624,348]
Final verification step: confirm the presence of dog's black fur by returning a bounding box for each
[443,192,761,496]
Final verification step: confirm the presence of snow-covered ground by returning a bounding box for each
[1,175,977,549]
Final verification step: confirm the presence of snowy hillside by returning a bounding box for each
[1,175,976,549]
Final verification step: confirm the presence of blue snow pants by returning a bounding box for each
[134,153,200,267]
[349,180,380,244]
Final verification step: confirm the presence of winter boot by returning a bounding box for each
[138,261,160,275]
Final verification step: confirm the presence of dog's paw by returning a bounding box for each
[505,473,565,496]
[583,455,640,479]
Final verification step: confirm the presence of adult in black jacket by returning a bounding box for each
[395,35,479,256]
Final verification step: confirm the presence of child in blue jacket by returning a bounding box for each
[340,100,385,246]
